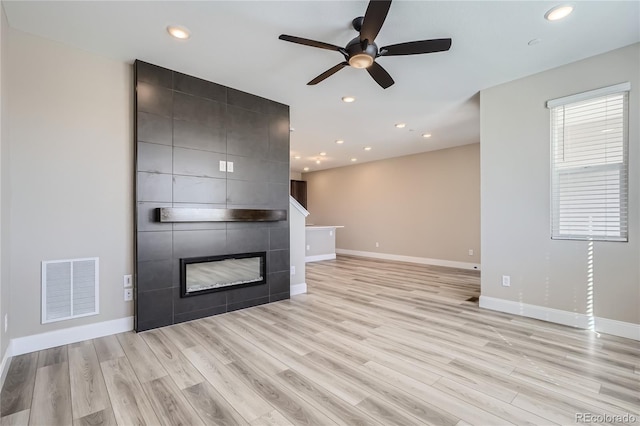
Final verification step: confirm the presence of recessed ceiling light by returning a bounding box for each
[422,133,432,138]
[335,140,344,144]
[342,96,356,103]
[545,5,573,21]
[364,147,372,151]
[320,152,327,156]
[351,158,358,162]
[303,167,310,172]
[294,156,301,160]
[395,123,406,129]
[316,160,321,164]
[167,25,191,40]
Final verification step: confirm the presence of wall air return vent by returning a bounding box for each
[41,257,99,324]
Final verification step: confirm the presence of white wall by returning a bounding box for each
[480,43,639,329]
[8,29,133,339]
[289,197,308,294]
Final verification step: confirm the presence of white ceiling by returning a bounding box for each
[4,1,639,172]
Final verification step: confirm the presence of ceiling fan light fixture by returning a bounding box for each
[167,25,191,40]
[545,5,573,21]
[349,53,374,69]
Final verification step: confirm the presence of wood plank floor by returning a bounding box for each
[1,255,639,425]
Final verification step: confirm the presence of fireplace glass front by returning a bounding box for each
[181,252,266,297]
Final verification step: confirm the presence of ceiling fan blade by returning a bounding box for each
[279,34,343,52]
[359,0,392,43]
[366,61,394,89]
[307,62,349,85]
[379,38,452,56]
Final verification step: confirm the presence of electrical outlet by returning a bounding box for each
[306,245,310,251]
[4,314,7,333]
[290,266,296,276]
[123,274,132,288]
[219,160,227,172]
[502,275,511,287]
[227,162,234,172]
[375,242,379,248]
[468,249,474,256]
[124,288,133,301]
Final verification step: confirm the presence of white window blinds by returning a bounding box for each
[547,83,629,242]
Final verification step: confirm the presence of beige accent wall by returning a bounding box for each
[1,2,10,361]
[304,143,480,265]
[480,43,639,325]
[7,29,133,338]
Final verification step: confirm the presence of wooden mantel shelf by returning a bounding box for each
[158,208,287,223]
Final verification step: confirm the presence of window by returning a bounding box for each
[547,82,629,241]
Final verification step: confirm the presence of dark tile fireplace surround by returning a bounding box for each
[134,61,290,332]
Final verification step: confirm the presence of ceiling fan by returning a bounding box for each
[278,0,452,89]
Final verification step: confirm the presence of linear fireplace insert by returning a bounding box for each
[180,252,266,297]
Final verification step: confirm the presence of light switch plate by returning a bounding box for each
[227,161,234,172]
[219,160,227,172]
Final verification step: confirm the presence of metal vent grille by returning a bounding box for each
[42,257,99,324]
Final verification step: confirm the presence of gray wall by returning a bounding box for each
[6,28,133,339]
[480,43,639,325]
[135,62,290,331]
[0,2,9,362]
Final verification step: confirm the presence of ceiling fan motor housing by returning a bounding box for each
[346,37,377,68]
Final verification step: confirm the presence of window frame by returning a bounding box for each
[547,82,630,242]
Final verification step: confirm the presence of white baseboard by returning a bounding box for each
[10,316,134,357]
[479,296,639,341]
[305,254,336,263]
[479,296,589,328]
[290,282,307,296]
[595,316,640,341]
[336,249,481,271]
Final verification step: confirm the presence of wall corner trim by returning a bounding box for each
[0,340,14,391]
[290,283,307,296]
[479,296,639,341]
[289,196,309,217]
[336,249,481,271]
[9,316,134,357]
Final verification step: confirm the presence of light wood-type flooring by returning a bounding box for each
[1,255,639,425]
